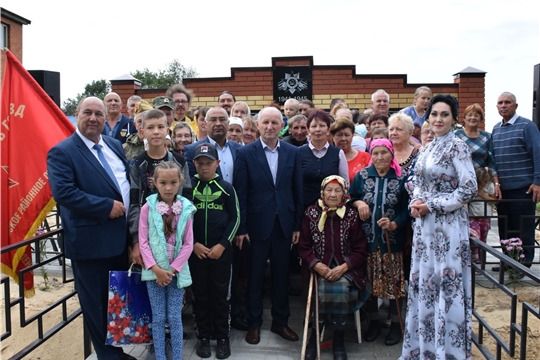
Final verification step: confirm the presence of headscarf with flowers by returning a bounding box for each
[317,175,350,232]
[368,138,402,177]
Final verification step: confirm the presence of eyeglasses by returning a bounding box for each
[421,130,435,135]
[174,100,189,105]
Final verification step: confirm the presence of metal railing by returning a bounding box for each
[0,226,90,359]
[1,199,539,359]
[469,198,540,360]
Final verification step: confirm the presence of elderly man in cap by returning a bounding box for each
[152,95,175,130]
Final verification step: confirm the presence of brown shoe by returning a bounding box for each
[245,327,261,344]
[270,325,299,341]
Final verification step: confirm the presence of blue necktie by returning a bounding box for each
[93,144,121,193]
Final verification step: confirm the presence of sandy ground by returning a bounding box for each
[471,283,540,359]
[1,274,539,359]
[0,275,84,360]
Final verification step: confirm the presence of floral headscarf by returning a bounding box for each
[368,138,402,177]
[317,175,350,232]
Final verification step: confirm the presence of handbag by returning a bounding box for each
[106,264,153,346]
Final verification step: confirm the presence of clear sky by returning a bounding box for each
[2,0,538,130]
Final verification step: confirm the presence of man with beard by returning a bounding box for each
[218,91,235,115]
[166,84,199,135]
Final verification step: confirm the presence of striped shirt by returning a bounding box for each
[492,115,540,190]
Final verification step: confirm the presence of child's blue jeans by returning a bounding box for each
[147,281,184,360]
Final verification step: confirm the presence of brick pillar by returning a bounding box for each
[453,67,486,129]
[110,74,142,115]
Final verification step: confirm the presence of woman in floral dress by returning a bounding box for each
[400,94,477,360]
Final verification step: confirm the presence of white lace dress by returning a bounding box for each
[400,131,477,360]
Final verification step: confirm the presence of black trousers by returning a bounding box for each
[189,245,233,339]
[230,240,251,319]
[247,216,291,328]
[497,187,536,265]
[72,249,129,360]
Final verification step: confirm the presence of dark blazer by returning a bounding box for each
[233,139,303,242]
[101,114,135,144]
[47,132,130,260]
[184,136,242,179]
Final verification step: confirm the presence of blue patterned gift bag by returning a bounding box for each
[106,265,153,346]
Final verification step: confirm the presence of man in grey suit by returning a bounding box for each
[47,97,135,360]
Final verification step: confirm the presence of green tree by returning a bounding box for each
[61,79,111,116]
[131,59,198,89]
[61,59,197,115]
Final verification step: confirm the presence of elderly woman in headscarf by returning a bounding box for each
[298,175,369,360]
[349,139,409,346]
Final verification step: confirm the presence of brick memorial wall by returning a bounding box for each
[112,56,486,128]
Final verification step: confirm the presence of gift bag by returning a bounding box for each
[106,265,153,346]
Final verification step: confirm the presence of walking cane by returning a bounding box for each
[383,214,404,335]
[301,272,315,360]
[300,272,321,360]
[314,273,321,360]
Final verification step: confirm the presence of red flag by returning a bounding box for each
[1,50,75,297]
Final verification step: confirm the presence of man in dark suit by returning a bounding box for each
[234,106,304,345]
[184,106,242,183]
[47,97,135,360]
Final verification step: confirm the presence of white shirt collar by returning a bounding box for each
[76,128,103,150]
[260,137,280,151]
[504,113,519,125]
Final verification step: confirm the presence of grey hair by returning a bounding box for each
[388,113,414,134]
[205,106,229,121]
[288,114,307,126]
[499,92,517,103]
[172,121,195,142]
[127,95,142,103]
[371,89,390,102]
